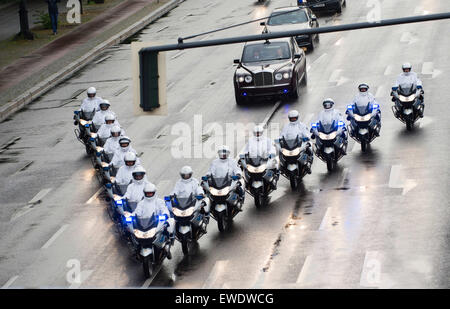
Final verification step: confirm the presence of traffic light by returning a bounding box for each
[139,50,160,111]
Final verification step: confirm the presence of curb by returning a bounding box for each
[0,0,184,122]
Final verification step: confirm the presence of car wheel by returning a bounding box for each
[235,92,246,105]
[309,37,315,52]
[290,77,299,99]
[336,3,342,14]
[343,0,347,7]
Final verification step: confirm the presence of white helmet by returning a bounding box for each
[323,98,335,109]
[124,152,137,166]
[358,83,369,92]
[180,166,193,180]
[99,99,110,110]
[132,165,146,183]
[110,125,121,137]
[143,183,156,198]
[104,112,115,124]
[119,136,131,149]
[402,62,412,72]
[288,110,299,122]
[217,145,230,160]
[253,125,264,137]
[87,87,96,97]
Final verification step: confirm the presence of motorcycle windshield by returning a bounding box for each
[135,214,158,232]
[398,83,416,96]
[174,194,195,210]
[246,156,268,166]
[281,136,301,150]
[210,174,232,189]
[82,111,95,120]
[126,201,138,213]
[319,120,337,134]
[354,103,371,115]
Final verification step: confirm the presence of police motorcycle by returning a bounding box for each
[164,193,209,255]
[239,153,278,208]
[275,135,312,190]
[127,213,172,278]
[310,120,347,171]
[201,173,243,232]
[346,101,381,152]
[73,110,95,155]
[391,83,424,131]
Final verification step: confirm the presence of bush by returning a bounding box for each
[33,11,55,30]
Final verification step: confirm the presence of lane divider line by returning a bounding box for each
[41,224,69,249]
[1,276,19,289]
[296,255,313,284]
[202,260,229,289]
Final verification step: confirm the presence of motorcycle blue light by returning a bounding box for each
[105,183,112,189]
[347,105,353,110]
[311,123,317,128]
[164,196,171,201]
[338,121,345,127]
[373,104,379,109]
[85,124,90,128]
[115,199,123,205]
[89,137,95,142]
[125,216,132,222]
[159,215,167,222]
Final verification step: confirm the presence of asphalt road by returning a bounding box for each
[0,0,449,289]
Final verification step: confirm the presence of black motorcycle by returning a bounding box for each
[311,120,347,171]
[239,153,278,208]
[165,193,208,255]
[201,173,242,232]
[346,102,381,152]
[73,110,95,155]
[276,135,312,190]
[391,83,424,131]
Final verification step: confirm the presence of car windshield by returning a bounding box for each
[267,10,308,26]
[242,42,291,63]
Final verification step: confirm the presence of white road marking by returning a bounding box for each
[319,207,331,231]
[41,224,69,249]
[69,269,93,289]
[179,100,193,114]
[28,188,52,204]
[202,260,229,289]
[400,32,419,45]
[421,62,442,78]
[334,38,343,46]
[307,53,327,72]
[141,278,152,288]
[375,85,385,98]
[388,165,417,195]
[296,255,313,284]
[384,65,393,76]
[360,251,382,288]
[170,51,185,60]
[328,69,348,86]
[86,187,103,204]
[339,168,349,188]
[2,276,19,289]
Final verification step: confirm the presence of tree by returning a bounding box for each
[18,0,34,40]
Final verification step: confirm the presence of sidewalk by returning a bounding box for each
[0,0,182,121]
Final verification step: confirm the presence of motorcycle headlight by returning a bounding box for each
[353,114,372,122]
[275,73,283,81]
[399,94,416,102]
[134,228,157,239]
[318,131,338,140]
[173,207,195,217]
[281,147,301,157]
[244,75,253,83]
[79,119,88,126]
[209,186,230,196]
[247,164,267,173]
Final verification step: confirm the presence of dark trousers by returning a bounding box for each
[50,12,58,33]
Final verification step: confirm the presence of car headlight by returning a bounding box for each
[244,75,253,83]
[318,131,338,140]
[281,147,301,157]
[209,186,230,196]
[353,114,372,122]
[283,72,290,79]
[275,73,283,81]
[399,94,416,102]
[238,76,245,83]
[173,207,195,217]
[247,164,267,173]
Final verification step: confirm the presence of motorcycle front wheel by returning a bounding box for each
[142,256,152,279]
[326,159,335,172]
[217,213,228,232]
[289,175,298,190]
[361,141,367,152]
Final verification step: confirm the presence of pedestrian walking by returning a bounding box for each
[46,0,60,35]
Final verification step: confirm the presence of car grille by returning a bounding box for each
[254,72,273,86]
